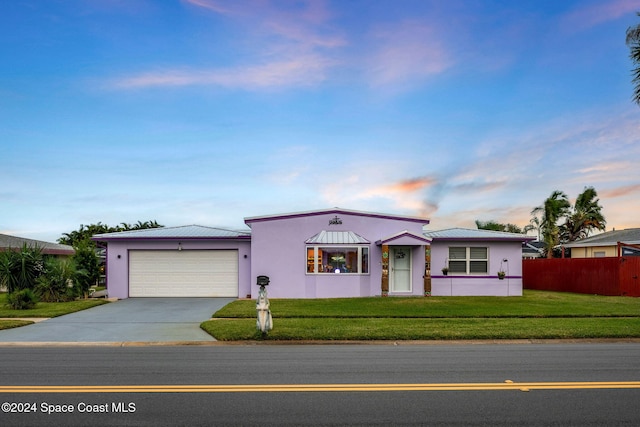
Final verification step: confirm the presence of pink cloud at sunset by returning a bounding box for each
[112,54,335,89]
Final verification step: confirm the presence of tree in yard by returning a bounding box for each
[57,220,163,295]
[626,12,640,105]
[524,216,542,241]
[72,240,100,297]
[560,186,606,243]
[531,190,571,258]
[475,220,524,234]
[57,220,163,247]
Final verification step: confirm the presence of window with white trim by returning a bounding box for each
[306,246,369,274]
[448,247,488,274]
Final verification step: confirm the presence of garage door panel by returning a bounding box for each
[129,250,238,297]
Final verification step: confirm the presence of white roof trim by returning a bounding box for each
[375,230,432,245]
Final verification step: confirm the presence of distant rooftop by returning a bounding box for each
[564,228,640,248]
[0,233,75,255]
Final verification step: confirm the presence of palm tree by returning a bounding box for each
[560,186,606,242]
[626,12,640,105]
[531,191,571,258]
[524,216,542,241]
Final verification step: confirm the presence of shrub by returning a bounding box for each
[0,244,45,293]
[6,289,39,310]
[36,258,77,302]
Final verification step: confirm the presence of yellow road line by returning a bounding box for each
[1,382,640,393]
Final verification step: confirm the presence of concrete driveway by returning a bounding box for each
[0,298,235,343]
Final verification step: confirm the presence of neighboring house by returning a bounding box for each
[424,228,534,296]
[564,228,640,258]
[93,208,532,299]
[522,241,544,259]
[0,233,74,257]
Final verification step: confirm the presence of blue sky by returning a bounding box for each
[2,0,639,243]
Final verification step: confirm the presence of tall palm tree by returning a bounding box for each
[531,191,571,258]
[560,186,606,242]
[627,12,640,105]
[524,216,541,241]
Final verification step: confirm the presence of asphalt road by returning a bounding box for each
[1,342,639,426]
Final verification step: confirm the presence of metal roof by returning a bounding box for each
[305,230,370,244]
[563,228,640,248]
[245,207,430,225]
[0,233,75,255]
[423,228,534,242]
[92,225,251,241]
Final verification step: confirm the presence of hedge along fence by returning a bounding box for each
[523,257,640,297]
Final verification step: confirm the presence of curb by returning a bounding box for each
[1,338,640,347]
[0,317,49,323]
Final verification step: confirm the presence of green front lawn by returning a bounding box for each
[202,291,640,341]
[0,293,108,319]
[212,291,640,318]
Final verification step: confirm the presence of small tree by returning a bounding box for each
[72,240,100,297]
[57,220,163,293]
[560,186,606,242]
[0,244,45,293]
[531,191,571,258]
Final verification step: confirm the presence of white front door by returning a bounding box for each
[391,247,411,292]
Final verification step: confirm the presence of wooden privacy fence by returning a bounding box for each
[523,257,640,297]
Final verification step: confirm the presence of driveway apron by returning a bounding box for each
[0,298,235,343]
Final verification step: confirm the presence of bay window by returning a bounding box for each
[306,246,369,274]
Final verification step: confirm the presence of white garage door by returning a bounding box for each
[129,250,238,297]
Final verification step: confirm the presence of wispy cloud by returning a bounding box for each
[561,0,639,32]
[316,171,439,215]
[183,0,232,15]
[112,54,335,89]
[385,176,438,193]
[600,184,640,199]
[108,0,344,90]
[365,20,454,87]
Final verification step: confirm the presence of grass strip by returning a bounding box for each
[0,293,108,318]
[0,320,33,330]
[201,317,640,341]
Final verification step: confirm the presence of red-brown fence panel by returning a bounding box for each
[522,257,637,296]
[619,257,640,297]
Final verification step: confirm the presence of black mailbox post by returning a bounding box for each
[257,275,270,287]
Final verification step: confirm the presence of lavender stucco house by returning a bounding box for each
[93,208,532,299]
